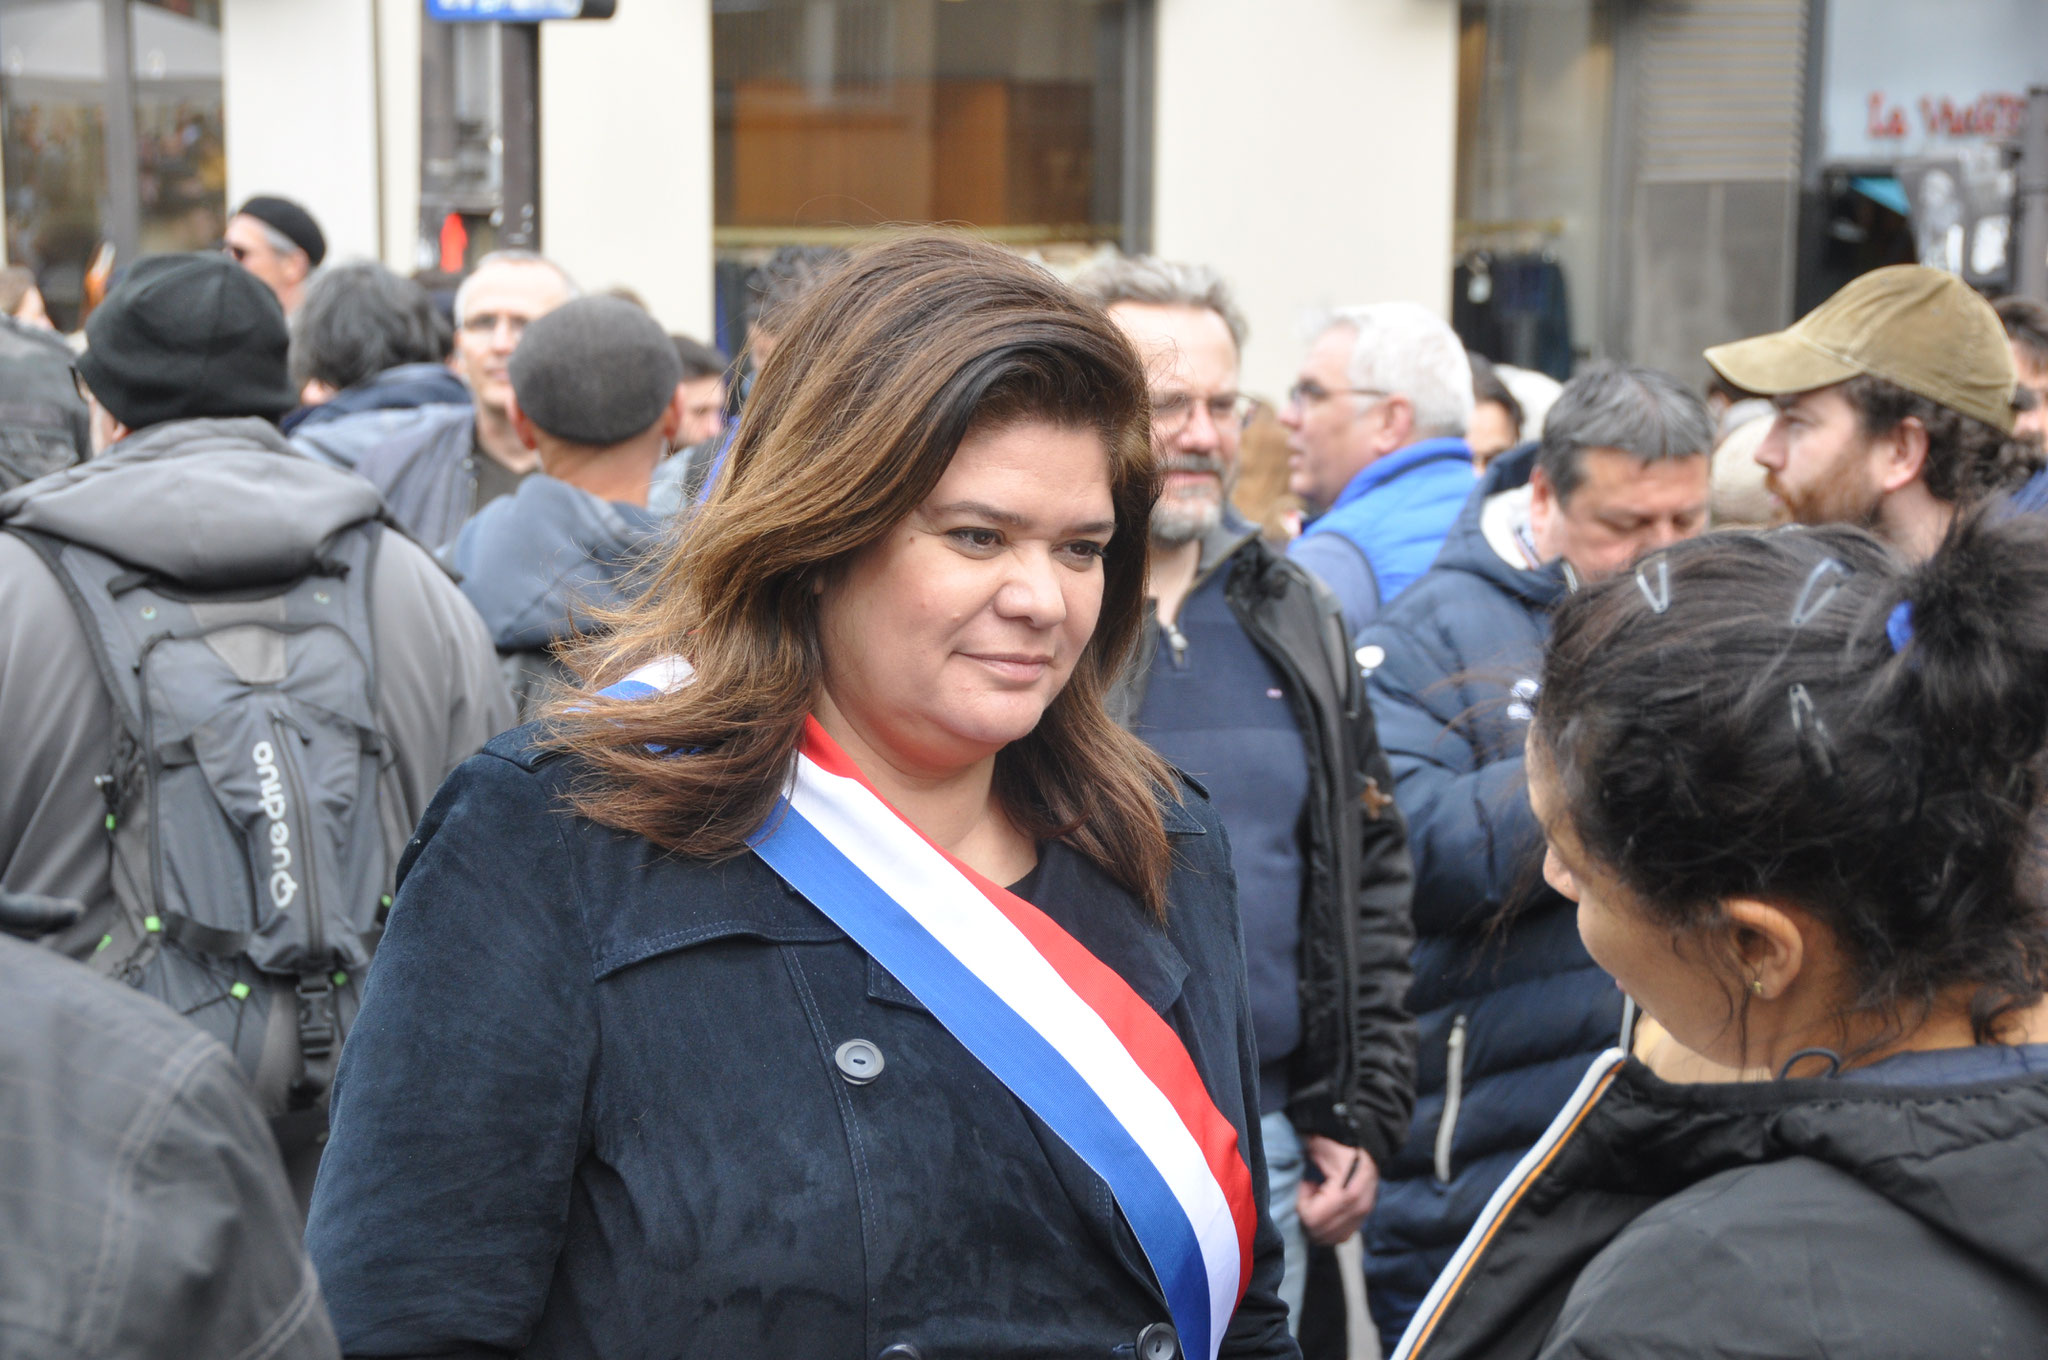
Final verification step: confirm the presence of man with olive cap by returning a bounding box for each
[224,195,325,316]
[447,294,684,717]
[1706,263,2044,561]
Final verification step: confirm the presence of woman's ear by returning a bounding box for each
[1723,897,1806,1001]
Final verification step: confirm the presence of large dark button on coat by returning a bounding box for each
[875,1345,922,1360]
[835,1038,884,1085]
[1136,1322,1181,1359]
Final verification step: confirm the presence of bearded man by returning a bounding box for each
[1077,256,1418,1342]
[1708,264,2041,562]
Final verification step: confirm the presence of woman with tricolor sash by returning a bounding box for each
[305,234,1296,1360]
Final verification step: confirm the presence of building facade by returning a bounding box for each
[2,0,2038,393]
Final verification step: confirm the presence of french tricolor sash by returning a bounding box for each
[599,667,1258,1358]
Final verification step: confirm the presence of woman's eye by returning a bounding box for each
[1061,540,1108,562]
[949,527,1002,550]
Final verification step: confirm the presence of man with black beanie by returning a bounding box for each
[448,294,682,717]
[0,254,512,1198]
[225,195,326,316]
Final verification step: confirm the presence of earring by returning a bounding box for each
[1749,977,1766,997]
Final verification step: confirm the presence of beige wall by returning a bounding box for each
[222,0,1442,362]
[1152,0,1461,403]
[221,0,384,264]
[223,2,712,333]
[540,2,714,341]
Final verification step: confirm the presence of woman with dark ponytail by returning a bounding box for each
[1393,512,2048,1360]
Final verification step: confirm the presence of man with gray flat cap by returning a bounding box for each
[1707,263,2044,561]
[447,294,683,717]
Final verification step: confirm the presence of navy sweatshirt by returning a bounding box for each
[1135,565,1310,1114]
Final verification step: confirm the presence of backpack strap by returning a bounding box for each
[4,526,145,737]
[4,526,163,979]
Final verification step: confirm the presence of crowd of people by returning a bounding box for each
[2,190,2047,1360]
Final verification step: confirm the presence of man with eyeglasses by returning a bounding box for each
[1076,257,1417,1345]
[1281,304,1478,637]
[350,250,578,548]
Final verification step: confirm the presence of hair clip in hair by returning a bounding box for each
[1634,555,1671,615]
[1789,558,1848,627]
[1886,600,1915,654]
[1788,682,1841,790]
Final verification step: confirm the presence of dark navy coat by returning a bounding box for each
[304,727,1297,1360]
[448,474,666,719]
[1352,446,1624,1347]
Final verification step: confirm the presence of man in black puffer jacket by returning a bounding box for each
[1355,366,1714,1349]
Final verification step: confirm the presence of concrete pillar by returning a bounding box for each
[540,1,714,341]
[375,0,422,273]
[1151,0,1461,401]
[221,0,383,265]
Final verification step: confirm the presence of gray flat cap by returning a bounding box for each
[508,295,683,445]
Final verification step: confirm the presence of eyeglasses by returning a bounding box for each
[459,311,530,339]
[1286,379,1388,410]
[1151,390,1255,437]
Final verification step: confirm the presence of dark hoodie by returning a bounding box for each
[1393,1050,2048,1359]
[447,473,665,717]
[1355,444,1624,1347]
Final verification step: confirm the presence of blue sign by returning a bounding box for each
[426,0,613,19]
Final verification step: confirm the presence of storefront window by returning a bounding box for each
[132,0,224,256]
[0,0,221,331]
[1799,0,2035,310]
[1453,0,1614,378]
[712,0,1137,352]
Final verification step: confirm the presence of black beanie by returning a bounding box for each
[509,296,683,446]
[76,253,298,431]
[234,195,326,267]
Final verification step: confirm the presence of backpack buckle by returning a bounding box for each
[294,972,338,1060]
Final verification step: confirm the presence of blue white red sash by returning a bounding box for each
[599,665,1258,1358]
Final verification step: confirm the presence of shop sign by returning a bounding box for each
[1822,0,2047,163]
[426,0,615,19]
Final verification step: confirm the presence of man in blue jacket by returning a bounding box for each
[1282,303,1477,636]
[352,250,577,548]
[1354,364,1713,1351]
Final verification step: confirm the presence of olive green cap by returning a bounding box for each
[1704,264,2018,434]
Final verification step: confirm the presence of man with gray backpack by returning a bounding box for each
[0,253,512,1201]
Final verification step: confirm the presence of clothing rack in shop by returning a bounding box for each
[1453,216,1565,256]
[1452,219,1573,380]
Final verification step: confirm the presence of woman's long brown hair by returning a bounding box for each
[545,233,1179,914]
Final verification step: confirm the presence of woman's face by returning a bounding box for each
[1528,743,1747,1066]
[816,419,1117,779]
[1466,398,1519,469]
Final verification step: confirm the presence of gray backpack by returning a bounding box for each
[9,520,391,1126]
